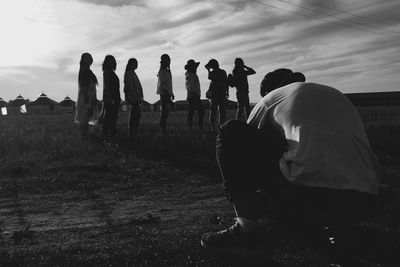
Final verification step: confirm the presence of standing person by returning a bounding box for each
[185,59,204,131]
[157,54,174,135]
[230,58,256,120]
[75,52,99,140]
[124,58,143,138]
[201,70,380,262]
[102,55,120,139]
[205,59,229,132]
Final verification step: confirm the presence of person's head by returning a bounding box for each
[234,58,244,68]
[125,58,138,73]
[205,59,219,70]
[79,52,97,86]
[260,68,293,97]
[280,72,306,87]
[185,59,200,73]
[160,54,171,68]
[80,53,93,68]
[102,55,117,71]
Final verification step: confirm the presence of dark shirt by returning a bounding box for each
[208,68,228,99]
[103,69,120,104]
[233,67,255,94]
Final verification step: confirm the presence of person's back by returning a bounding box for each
[209,68,228,99]
[249,82,380,195]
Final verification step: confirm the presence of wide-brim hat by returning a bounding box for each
[185,59,200,70]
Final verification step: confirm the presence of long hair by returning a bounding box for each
[102,55,116,71]
[78,53,98,89]
[158,54,171,75]
[124,58,137,83]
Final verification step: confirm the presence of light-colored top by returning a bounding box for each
[248,82,380,195]
[124,71,143,104]
[75,79,99,125]
[185,71,201,98]
[157,68,173,95]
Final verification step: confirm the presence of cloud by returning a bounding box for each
[76,0,146,7]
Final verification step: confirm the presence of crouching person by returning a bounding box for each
[201,69,380,259]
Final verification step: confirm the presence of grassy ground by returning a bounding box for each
[0,108,399,266]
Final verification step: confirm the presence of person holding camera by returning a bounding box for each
[230,58,256,121]
[205,59,229,132]
[157,54,174,135]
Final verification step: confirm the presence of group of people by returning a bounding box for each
[74,52,257,139]
[75,52,381,263]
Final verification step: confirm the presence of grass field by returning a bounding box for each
[0,107,399,266]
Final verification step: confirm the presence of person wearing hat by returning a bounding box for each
[201,69,380,261]
[230,58,256,121]
[157,54,174,135]
[205,59,229,131]
[185,59,204,130]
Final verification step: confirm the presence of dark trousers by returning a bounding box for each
[210,98,226,130]
[236,92,251,120]
[160,94,172,133]
[102,102,119,138]
[216,120,375,228]
[187,95,204,130]
[128,102,141,136]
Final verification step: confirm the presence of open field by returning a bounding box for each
[0,107,399,266]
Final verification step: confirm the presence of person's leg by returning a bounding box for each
[132,102,141,135]
[243,94,251,121]
[128,104,134,137]
[80,123,89,140]
[160,95,169,134]
[209,99,217,131]
[216,120,286,220]
[201,119,287,251]
[187,97,195,130]
[236,92,244,120]
[102,106,110,138]
[218,99,226,126]
[110,103,119,137]
[196,96,205,130]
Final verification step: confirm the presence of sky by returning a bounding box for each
[0,0,399,104]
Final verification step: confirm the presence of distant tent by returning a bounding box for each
[28,92,59,113]
[0,97,7,108]
[29,92,58,106]
[174,100,188,111]
[226,99,237,110]
[141,100,151,111]
[152,99,161,111]
[59,96,76,107]
[8,94,28,107]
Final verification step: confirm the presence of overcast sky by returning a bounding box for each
[0,0,399,104]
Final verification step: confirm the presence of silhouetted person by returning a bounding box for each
[201,70,380,261]
[102,55,120,139]
[230,58,256,120]
[205,59,229,131]
[75,52,99,140]
[157,54,174,135]
[185,59,204,131]
[124,58,143,138]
